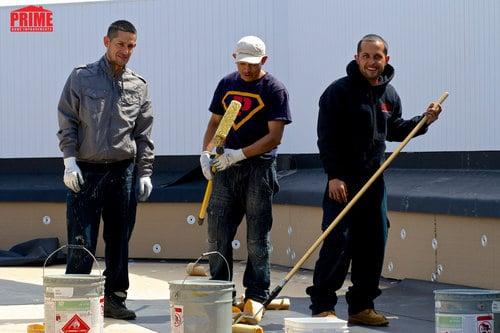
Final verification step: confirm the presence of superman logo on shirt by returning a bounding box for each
[222,91,264,130]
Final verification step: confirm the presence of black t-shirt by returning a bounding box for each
[209,71,292,158]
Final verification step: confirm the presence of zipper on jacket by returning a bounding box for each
[368,89,377,149]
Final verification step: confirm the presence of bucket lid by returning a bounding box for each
[434,289,500,301]
[434,289,500,296]
[284,317,347,329]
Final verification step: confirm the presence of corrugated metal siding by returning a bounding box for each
[0,0,498,158]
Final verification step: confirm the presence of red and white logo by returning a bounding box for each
[172,305,184,328]
[379,102,392,113]
[10,6,53,32]
[61,314,90,333]
[477,315,493,333]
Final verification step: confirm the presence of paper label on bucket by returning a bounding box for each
[436,314,463,332]
[55,287,74,298]
[436,314,494,333]
[46,297,103,333]
[46,287,75,298]
[171,305,184,333]
[492,301,500,313]
[56,299,91,311]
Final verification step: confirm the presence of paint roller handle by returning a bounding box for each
[197,180,213,224]
[43,244,102,278]
[263,284,283,307]
[197,147,224,225]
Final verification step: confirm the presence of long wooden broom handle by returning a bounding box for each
[264,92,449,305]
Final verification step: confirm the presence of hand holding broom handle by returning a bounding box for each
[197,100,242,225]
[264,92,449,306]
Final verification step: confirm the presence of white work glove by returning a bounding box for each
[213,149,246,171]
[137,176,153,202]
[63,157,84,193]
[200,151,214,180]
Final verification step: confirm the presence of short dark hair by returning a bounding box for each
[107,20,136,39]
[357,34,388,55]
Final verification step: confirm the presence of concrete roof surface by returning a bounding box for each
[0,260,469,332]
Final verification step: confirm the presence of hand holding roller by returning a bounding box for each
[198,100,242,225]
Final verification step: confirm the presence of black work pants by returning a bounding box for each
[306,175,388,315]
[65,159,137,296]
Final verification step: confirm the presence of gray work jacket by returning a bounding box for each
[57,56,154,177]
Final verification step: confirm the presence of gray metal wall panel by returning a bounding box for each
[0,0,498,158]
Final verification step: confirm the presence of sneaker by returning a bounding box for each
[348,309,388,326]
[313,310,337,318]
[104,294,136,320]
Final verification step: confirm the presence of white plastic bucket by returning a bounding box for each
[435,289,500,333]
[284,317,349,333]
[43,245,105,333]
[169,279,234,333]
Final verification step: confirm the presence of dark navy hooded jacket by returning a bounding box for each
[317,60,427,180]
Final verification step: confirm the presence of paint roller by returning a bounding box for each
[186,251,232,278]
[26,324,45,333]
[237,298,291,325]
[198,100,242,225]
[265,297,290,310]
[233,299,266,325]
[185,262,207,276]
[241,299,264,325]
[231,323,264,333]
[232,297,290,327]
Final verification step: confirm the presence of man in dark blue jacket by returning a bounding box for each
[306,34,442,326]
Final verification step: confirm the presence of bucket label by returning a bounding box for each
[171,305,184,333]
[54,287,74,298]
[45,297,103,333]
[61,314,90,333]
[477,315,493,333]
[437,314,463,331]
[56,300,91,311]
[492,301,500,313]
[436,314,494,333]
[46,286,75,298]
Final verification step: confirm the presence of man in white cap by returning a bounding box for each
[200,35,292,307]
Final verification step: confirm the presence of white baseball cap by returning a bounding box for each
[234,36,266,64]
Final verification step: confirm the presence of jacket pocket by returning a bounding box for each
[81,87,108,125]
[119,91,141,120]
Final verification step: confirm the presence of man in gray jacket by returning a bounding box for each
[57,20,154,320]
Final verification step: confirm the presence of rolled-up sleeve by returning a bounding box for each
[134,83,154,177]
[57,69,80,158]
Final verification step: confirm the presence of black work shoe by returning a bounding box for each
[104,294,136,320]
[313,310,337,318]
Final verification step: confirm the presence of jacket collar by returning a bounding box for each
[99,55,125,79]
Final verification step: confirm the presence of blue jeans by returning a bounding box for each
[207,158,278,303]
[306,175,388,315]
[65,159,136,296]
